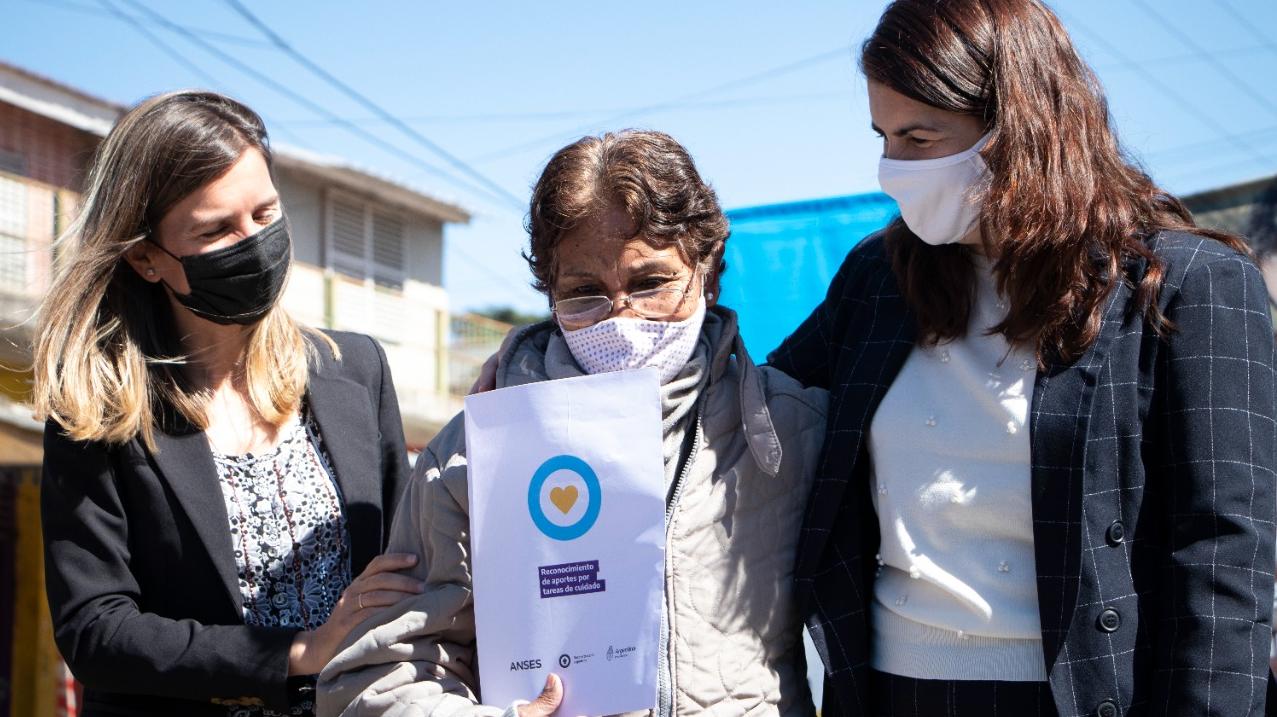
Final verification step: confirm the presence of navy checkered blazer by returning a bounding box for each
[769,230,1277,716]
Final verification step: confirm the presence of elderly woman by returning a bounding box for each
[316,130,827,717]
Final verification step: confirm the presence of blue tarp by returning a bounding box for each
[720,192,898,358]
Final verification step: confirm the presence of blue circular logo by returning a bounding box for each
[527,454,601,541]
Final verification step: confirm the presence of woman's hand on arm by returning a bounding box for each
[288,553,422,676]
[316,450,493,717]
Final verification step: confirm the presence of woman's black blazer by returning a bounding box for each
[40,330,410,716]
[770,232,1277,717]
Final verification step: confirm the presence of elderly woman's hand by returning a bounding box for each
[516,673,564,717]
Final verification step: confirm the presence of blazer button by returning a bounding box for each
[1098,608,1121,633]
[1106,520,1125,546]
[1095,699,1120,717]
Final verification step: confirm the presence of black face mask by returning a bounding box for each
[149,217,292,325]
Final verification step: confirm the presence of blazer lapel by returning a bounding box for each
[1029,274,1138,675]
[147,426,243,614]
[306,362,383,575]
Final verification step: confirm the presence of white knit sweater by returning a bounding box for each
[868,257,1047,682]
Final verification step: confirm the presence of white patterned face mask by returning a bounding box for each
[559,298,706,384]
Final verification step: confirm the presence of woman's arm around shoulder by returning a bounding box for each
[766,233,891,390]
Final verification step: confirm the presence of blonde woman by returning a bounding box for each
[34,91,421,717]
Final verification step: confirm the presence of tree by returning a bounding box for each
[473,305,550,326]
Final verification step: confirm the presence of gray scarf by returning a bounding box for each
[501,310,731,489]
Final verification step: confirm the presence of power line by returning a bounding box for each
[263,44,1271,131]
[96,0,225,89]
[1131,0,1277,122]
[221,0,525,212]
[1160,151,1276,187]
[1145,124,1277,160]
[274,91,854,128]
[469,45,854,164]
[1211,0,1277,53]
[25,0,274,48]
[92,1,527,300]
[109,0,530,299]
[113,0,519,214]
[218,0,538,301]
[93,0,316,152]
[1058,8,1277,167]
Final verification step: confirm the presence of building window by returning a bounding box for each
[324,191,406,290]
[0,149,25,177]
[0,175,29,293]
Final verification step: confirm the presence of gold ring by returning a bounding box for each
[357,592,365,610]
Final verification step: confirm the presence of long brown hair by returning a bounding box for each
[32,90,335,449]
[863,0,1248,363]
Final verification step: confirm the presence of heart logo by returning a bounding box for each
[549,485,579,515]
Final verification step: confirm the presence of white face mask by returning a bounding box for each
[559,298,706,384]
[877,132,992,246]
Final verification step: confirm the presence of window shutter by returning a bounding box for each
[370,209,405,289]
[329,196,367,279]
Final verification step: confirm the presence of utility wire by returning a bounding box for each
[274,91,854,128]
[470,45,854,164]
[109,0,527,299]
[266,44,1270,131]
[1131,0,1277,121]
[1146,124,1277,160]
[215,0,535,300]
[96,0,224,90]
[222,0,524,212]
[94,0,314,152]
[115,0,518,213]
[1211,0,1277,53]
[1058,8,1277,167]
[25,0,274,48]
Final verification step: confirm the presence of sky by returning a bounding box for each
[5,0,1277,313]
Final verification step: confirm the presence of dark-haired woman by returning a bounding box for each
[770,1,1277,715]
[34,91,419,716]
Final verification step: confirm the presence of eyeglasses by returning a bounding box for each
[553,274,697,330]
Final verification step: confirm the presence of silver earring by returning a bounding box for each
[707,291,715,300]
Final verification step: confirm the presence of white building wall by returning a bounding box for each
[277,170,324,268]
[274,170,457,446]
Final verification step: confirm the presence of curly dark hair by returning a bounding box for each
[524,129,729,298]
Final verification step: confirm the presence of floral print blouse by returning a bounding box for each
[212,405,350,716]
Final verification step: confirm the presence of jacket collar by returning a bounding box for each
[496,306,784,477]
[147,422,243,612]
[305,345,383,574]
[145,338,382,614]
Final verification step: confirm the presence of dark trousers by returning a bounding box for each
[871,669,1058,717]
